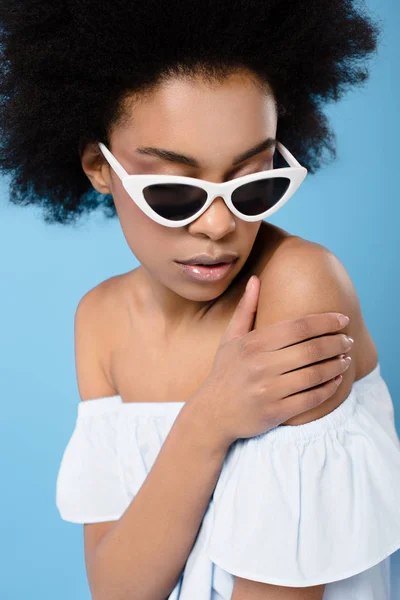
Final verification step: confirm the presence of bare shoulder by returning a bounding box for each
[254,235,378,424]
[75,274,123,351]
[74,273,131,401]
[76,270,138,329]
[258,235,379,379]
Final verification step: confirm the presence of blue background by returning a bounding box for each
[0,0,398,597]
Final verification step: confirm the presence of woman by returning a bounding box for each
[1,1,399,598]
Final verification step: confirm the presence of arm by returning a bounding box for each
[232,238,377,599]
[91,399,229,600]
[74,288,231,600]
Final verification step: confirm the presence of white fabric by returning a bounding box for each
[56,362,400,599]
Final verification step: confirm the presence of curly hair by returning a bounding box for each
[0,0,382,226]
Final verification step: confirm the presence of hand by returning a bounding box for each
[191,275,353,449]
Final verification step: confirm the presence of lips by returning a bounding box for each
[180,261,230,266]
[177,253,239,265]
[175,259,238,281]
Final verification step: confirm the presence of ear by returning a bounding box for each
[80,142,113,195]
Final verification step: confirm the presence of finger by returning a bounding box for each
[220,275,261,343]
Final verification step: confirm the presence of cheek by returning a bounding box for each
[114,191,173,263]
[113,189,149,246]
[112,176,148,228]
[236,219,262,244]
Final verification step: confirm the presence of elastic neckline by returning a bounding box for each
[260,361,381,443]
[77,361,381,423]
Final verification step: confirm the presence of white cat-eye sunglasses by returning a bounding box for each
[98,141,308,228]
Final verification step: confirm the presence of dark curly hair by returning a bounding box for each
[0,0,383,226]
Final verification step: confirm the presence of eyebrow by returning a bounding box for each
[134,137,276,168]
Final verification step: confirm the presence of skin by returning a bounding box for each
[81,69,280,335]
[79,69,377,599]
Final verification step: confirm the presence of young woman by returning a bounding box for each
[1,1,399,599]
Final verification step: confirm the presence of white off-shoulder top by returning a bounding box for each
[56,362,400,599]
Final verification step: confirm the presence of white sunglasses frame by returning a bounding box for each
[98,140,308,228]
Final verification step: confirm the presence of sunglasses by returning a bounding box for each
[98,140,308,228]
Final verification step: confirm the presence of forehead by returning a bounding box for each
[114,72,278,168]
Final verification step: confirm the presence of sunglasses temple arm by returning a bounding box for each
[98,142,129,180]
[276,141,303,169]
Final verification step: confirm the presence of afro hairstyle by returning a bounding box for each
[0,0,383,226]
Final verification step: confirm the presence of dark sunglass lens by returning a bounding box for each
[143,184,207,221]
[232,177,291,216]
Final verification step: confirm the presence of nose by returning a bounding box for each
[187,194,236,238]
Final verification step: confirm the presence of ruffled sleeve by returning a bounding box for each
[56,396,130,524]
[206,363,400,587]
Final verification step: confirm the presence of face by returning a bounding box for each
[81,69,278,328]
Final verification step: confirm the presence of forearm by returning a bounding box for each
[89,397,229,600]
